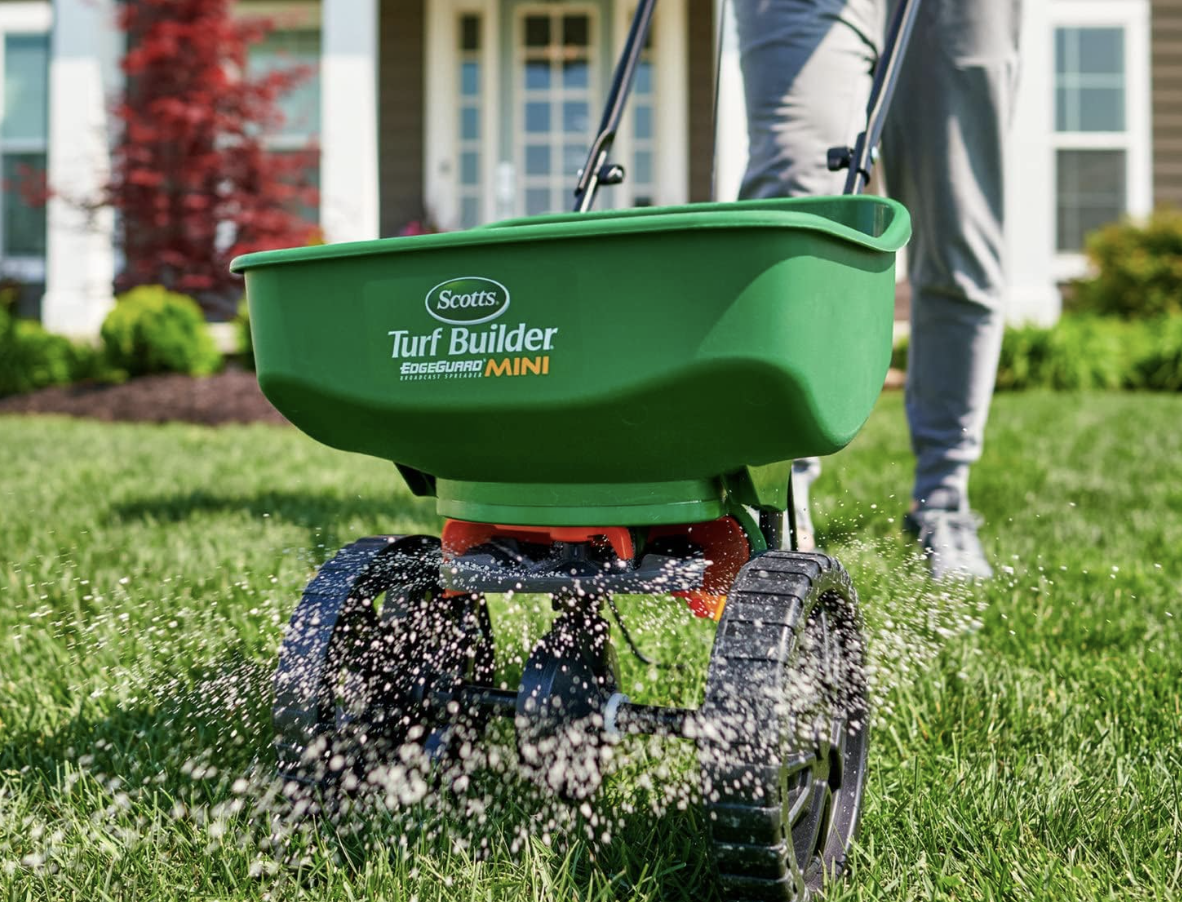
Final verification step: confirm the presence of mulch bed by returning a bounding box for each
[0,370,288,426]
[1,368,907,427]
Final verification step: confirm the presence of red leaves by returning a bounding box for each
[5,160,51,207]
[126,169,164,188]
[106,0,319,309]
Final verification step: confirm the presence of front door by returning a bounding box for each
[506,3,605,217]
[433,0,667,228]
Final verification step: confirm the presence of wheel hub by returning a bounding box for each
[515,608,620,799]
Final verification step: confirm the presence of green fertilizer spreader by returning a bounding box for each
[234,195,905,527]
[231,1,918,898]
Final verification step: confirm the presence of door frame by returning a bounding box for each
[423,0,688,228]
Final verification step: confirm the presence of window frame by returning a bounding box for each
[0,1,52,282]
[247,26,322,150]
[1050,0,1151,281]
[238,2,322,225]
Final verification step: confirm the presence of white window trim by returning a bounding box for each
[426,0,474,229]
[0,1,53,281]
[425,0,687,229]
[1050,0,1151,282]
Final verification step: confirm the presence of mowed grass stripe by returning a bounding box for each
[1,392,1179,901]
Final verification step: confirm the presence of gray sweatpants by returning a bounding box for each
[735,0,1022,508]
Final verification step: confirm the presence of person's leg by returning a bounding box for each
[735,0,882,199]
[882,0,1022,577]
[735,0,882,548]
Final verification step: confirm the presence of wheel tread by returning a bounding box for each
[700,551,866,902]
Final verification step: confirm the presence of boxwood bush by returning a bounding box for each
[101,285,221,378]
[1134,315,1182,391]
[0,308,104,397]
[995,316,1128,391]
[1072,208,1182,319]
[891,314,1182,392]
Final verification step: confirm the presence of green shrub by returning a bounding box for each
[890,334,908,371]
[0,308,106,397]
[101,285,221,378]
[1072,208,1182,319]
[995,316,1128,391]
[1134,315,1182,391]
[893,315,1182,393]
[894,317,1127,391]
[236,297,254,371]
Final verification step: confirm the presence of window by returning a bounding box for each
[250,29,321,140]
[517,8,598,217]
[1054,26,1129,252]
[457,13,483,228]
[0,32,49,260]
[248,29,321,223]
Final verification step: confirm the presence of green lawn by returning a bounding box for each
[1,392,1179,901]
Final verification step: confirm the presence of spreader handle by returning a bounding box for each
[573,0,659,212]
[833,0,923,195]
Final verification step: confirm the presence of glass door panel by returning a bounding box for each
[513,5,600,216]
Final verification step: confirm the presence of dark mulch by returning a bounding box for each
[1,365,906,428]
[0,371,288,426]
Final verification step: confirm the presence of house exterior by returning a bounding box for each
[0,0,1169,336]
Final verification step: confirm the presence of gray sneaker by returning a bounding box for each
[903,490,993,582]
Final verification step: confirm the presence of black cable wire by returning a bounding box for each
[607,594,690,670]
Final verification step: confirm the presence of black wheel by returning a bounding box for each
[273,535,495,789]
[698,552,869,902]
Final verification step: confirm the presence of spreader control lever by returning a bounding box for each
[598,163,626,186]
[575,163,626,186]
[827,146,853,172]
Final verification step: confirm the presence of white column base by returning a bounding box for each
[40,286,114,339]
[1005,284,1062,328]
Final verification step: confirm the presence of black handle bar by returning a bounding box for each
[572,0,658,212]
[831,0,922,194]
[572,0,921,211]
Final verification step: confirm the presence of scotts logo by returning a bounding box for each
[425,277,510,325]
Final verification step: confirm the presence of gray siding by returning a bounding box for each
[687,0,716,202]
[379,0,426,236]
[1153,0,1182,208]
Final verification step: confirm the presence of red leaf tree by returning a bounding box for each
[109,0,318,312]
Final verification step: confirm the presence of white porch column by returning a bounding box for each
[713,0,747,202]
[654,0,689,205]
[321,0,379,243]
[42,0,117,339]
[1004,0,1059,325]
